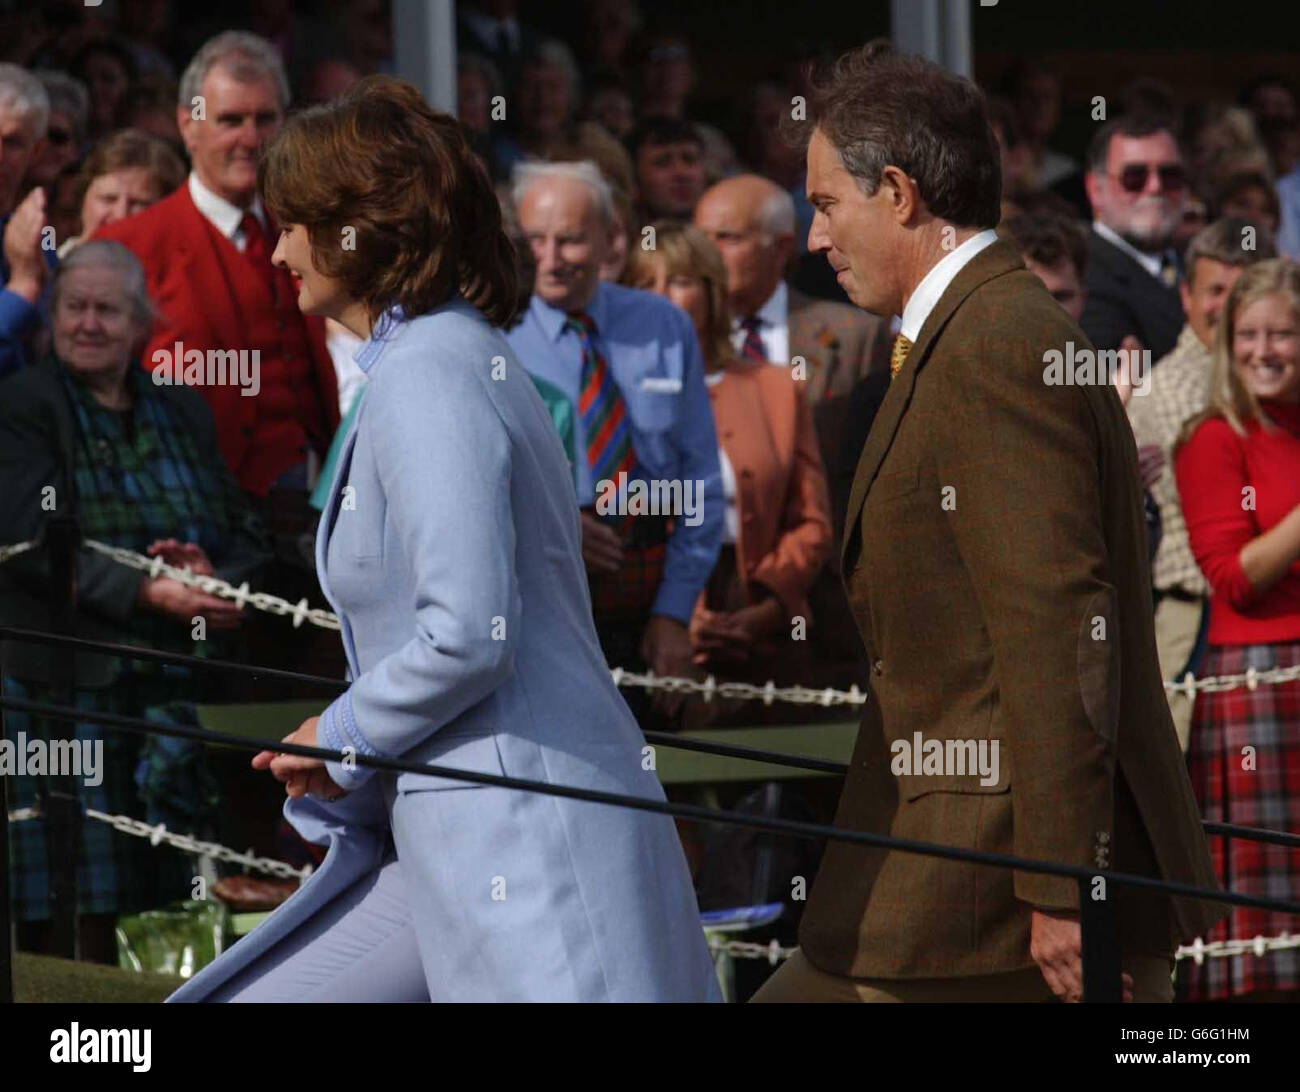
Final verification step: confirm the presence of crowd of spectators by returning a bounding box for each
[0,2,1297,1001]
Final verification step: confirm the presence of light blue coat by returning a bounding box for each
[169,299,721,1002]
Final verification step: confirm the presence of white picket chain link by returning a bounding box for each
[5,803,309,882]
[3,536,1300,704]
[708,933,1300,965]
[0,540,36,565]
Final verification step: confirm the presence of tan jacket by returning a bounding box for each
[695,359,832,623]
[798,239,1224,979]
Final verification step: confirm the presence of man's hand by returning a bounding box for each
[3,187,48,304]
[690,596,785,666]
[640,613,696,716]
[1136,443,1165,490]
[1030,908,1133,1002]
[579,511,623,574]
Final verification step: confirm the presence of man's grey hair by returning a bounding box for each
[757,187,796,238]
[35,70,89,147]
[0,64,50,140]
[1184,216,1278,284]
[512,160,615,225]
[178,31,290,112]
[53,240,156,327]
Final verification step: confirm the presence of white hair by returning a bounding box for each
[0,64,50,140]
[757,186,796,238]
[54,240,155,327]
[512,159,615,225]
[178,31,290,111]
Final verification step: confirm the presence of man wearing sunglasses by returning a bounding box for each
[1081,115,1189,360]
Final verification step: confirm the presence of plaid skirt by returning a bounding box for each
[3,671,203,922]
[1174,641,1300,1001]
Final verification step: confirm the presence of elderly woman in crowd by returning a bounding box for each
[1174,257,1300,1002]
[57,127,186,256]
[625,221,832,721]
[0,240,268,962]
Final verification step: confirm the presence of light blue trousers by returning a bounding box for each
[208,842,430,1002]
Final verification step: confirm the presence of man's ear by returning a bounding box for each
[1083,171,1103,217]
[1178,278,1192,315]
[176,104,196,154]
[879,165,917,225]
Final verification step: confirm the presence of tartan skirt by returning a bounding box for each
[1174,640,1300,1001]
[3,671,199,922]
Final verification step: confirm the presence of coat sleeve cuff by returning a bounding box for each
[319,691,380,791]
[651,578,699,625]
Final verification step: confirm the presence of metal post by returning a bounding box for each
[1079,874,1122,1002]
[44,515,81,959]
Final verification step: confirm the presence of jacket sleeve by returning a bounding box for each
[1173,419,1258,609]
[317,351,521,791]
[749,381,833,621]
[651,311,723,623]
[932,325,1118,912]
[0,377,143,622]
[171,385,270,586]
[0,287,40,380]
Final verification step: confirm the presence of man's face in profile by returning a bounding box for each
[805,126,899,316]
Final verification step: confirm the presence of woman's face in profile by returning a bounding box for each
[272,223,349,320]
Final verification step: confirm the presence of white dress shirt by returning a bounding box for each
[730,279,789,365]
[899,229,1000,342]
[703,368,739,544]
[188,172,267,253]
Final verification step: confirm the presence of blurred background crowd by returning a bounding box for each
[0,0,1298,1002]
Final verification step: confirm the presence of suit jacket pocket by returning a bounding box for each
[896,765,1011,801]
[395,731,506,792]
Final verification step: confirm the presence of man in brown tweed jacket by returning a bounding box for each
[752,42,1223,1003]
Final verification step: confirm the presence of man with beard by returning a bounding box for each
[1080,116,1189,359]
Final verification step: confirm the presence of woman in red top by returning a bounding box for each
[1174,258,1300,1002]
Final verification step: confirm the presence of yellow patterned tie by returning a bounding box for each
[890,333,913,381]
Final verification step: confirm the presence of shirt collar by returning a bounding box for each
[531,281,609,344]
[899,228,999,342]
[355,304,406,374]
[1093,220,1166,279]
[750,280,788,328]
[188,171,265,239]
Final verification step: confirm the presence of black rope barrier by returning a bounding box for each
[4,625,1298,849]
[4,693,1300,920]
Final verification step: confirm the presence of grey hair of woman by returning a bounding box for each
[51,239,157,328]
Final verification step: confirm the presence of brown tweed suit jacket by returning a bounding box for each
[798,239,1224,980]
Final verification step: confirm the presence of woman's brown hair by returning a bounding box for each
[260,74,517,326]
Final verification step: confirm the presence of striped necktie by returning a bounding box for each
[739,315,767,362]
[567,312,636,510]
[890,333,913,381]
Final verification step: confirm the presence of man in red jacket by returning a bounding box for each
[97,31,341,680]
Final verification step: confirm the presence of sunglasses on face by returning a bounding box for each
[1112,162,1187,194]
[47,127,72,146]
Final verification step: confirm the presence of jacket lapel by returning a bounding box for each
[840,239,1026,570]
[315,412,363,671]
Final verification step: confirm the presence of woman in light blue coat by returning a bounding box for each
[168,76,720,1002]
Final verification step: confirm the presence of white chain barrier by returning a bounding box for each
[6,803,310,882]
[0,540,36,565]
[1,536,1299,702]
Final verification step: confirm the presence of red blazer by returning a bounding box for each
[95,183,339,483]
[697,358,832,623]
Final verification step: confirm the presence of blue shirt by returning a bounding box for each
[0,219,58,380]
[505,282,723,623]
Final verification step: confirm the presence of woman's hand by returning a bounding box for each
[146,538,216,576]
[252,716,348,802]
[136,576,243,629]
[690,597,785,666]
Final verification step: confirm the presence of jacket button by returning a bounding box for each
[873,659,883,676]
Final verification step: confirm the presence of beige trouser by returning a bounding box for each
[749,949,1175,1003]
[1153,595,1205,754]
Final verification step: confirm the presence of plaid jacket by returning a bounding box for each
[0,356,269,686]
[1126,324,1212,597]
